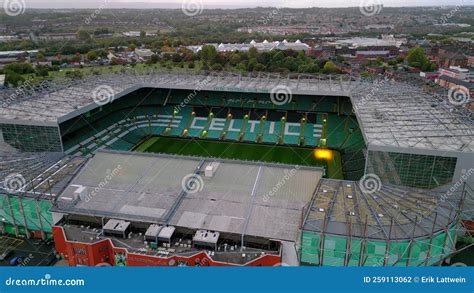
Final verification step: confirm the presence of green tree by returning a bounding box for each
[77,29,90,41]
[86,50,99,61]
[229,54,241,66]
[4,70,25,87]
[211,63,223,71]
[35,65,50,77]
[322,61,338,74]
[407,47,430,70]
[4,63,35,74]
[199,45,218,65]
[248,47,258,58]
[35,52,46,61]
[253,63,266,71]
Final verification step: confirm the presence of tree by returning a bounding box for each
[253,63,266,72]
[140,31,146,38]
[4,70,25,87]
[235,61,247,72]
[248,47,258,58]
[35,52,46,61]
[77,29,90,41]
[322,61,338,74]
[229,54,241,66]
[35,65,50,77]
[283,57,298,72]
[199,45,218,65]
[407,47,430,70]
[4,63,35,74]
[211,63,223,71]
[308,63,320,73]
[247,58,258,71]
[86,50,99,61]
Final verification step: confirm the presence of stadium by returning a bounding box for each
[0,70,472,266]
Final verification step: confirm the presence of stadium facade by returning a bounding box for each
[0,71,472,266]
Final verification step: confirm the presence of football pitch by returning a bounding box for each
[133,136,343,179]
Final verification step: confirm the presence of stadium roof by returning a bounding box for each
[0,70,472,153]
[52,150,324,242]
[302,179,460,240]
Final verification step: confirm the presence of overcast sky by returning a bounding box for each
[11,0,474,9]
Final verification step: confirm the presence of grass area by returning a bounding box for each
[133,136,344,179]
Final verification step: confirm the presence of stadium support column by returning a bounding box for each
[18,196,30,239]
[5,195,19,237]
[34,197,46,240]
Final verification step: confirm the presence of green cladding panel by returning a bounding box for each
[0,194,53,236]
[301,226,457,267]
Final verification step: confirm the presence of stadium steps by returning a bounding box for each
[206,115,226,140]
[243,120,259,143]
[262,121,279,144]
[225,119,243,141]
[282,121,301,146]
